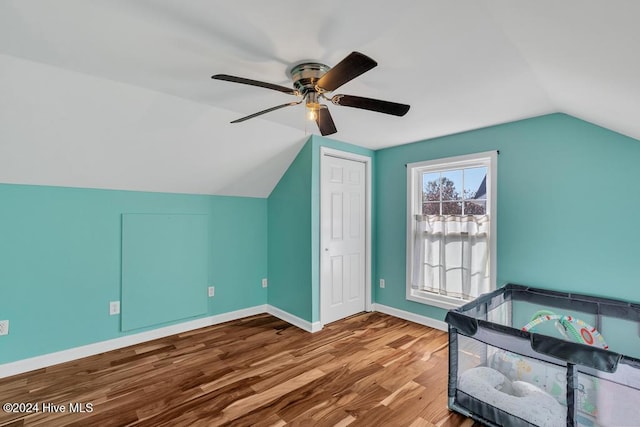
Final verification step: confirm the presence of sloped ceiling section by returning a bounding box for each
[0,54,307,197]
[1,1,639,197]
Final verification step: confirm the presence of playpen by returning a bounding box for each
[445,283,640,426]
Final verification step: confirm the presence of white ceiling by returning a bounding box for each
[1,1,639,197]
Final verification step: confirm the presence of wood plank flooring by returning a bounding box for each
[0,312,479,426]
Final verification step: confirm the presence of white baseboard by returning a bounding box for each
[0,303,444,379]
[0,305,267,379]
[373,303,448,331]
[266,304,322,333]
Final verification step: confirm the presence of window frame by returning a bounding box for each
[406,151,498,310]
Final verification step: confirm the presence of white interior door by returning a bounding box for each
[321,153,367,325]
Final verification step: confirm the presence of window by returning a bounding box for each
[406,151,497,309]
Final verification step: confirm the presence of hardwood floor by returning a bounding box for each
[0,312,479,426]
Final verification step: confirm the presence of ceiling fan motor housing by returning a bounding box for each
[290,62,331,108]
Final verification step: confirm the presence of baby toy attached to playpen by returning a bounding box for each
[445,283,640,427]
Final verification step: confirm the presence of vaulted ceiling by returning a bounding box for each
[1,1,639,197]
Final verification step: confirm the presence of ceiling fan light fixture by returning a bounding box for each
[306,107,318,121]
[305,91,322,121]
[305,91,320,121]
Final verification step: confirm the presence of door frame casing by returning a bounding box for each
[319,147,373,328]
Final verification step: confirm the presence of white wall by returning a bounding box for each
[0,54,304,197]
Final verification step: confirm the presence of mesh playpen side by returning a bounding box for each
[445,284,640,427]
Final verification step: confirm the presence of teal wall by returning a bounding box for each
[0,184,267,364]
[375,113,640,321]
[121,214,209,331]
[267,140,314,320]
[268,135,374,323]
[4,112,640,365]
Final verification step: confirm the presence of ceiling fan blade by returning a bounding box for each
[331,94,410,116]
[212,74,298,95]
[230,101,301,123]
[316,105,337,136]
[316,52,377,92]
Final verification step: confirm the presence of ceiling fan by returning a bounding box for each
[211,52,410,136]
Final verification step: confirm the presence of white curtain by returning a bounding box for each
[412,214,490,300]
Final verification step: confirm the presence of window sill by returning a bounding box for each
[406,289,471,310]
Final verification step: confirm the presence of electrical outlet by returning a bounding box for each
[208,286,215,297]
[0,320,9,336]
[109,301,120,315]
[261,278,268,288]
[379,279,385,288]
